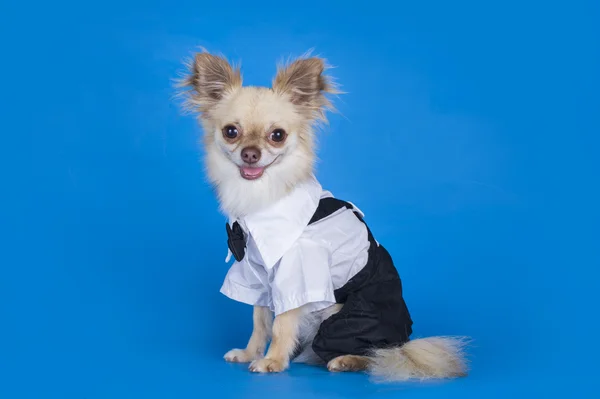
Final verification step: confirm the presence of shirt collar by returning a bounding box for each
[231,175,323,269]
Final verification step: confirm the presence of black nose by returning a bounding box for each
[241,147,261,164]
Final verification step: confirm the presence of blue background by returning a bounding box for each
[1,1,598,398]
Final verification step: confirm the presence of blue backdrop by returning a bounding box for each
[1,1,598,398]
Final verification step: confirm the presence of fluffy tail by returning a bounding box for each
[368,336,470,382]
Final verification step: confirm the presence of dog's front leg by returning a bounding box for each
[224,306,273,363]
[249,307,302,373]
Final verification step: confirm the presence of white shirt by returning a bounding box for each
[220,176,371,316]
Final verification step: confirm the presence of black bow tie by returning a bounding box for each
[226,221,246,262]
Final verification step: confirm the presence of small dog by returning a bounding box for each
[178,51,469,381]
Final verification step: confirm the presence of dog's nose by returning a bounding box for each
[241,147,261,164]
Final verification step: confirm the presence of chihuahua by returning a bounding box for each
[178,50,469,381]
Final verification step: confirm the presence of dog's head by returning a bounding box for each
[178,51,337,217]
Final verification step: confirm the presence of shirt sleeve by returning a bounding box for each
[270,236,336,316]
[220,257,270,307]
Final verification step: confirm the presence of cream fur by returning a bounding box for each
[294,305,470,381]
[234,303,470,381]
[249,306,306,373]
[224,306,273,363]
[177,50,335,218]
[368,336,471,382]
[178,50,471,382]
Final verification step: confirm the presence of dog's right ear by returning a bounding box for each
[178,51,242,114]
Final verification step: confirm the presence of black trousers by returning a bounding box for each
[310,201,413,362]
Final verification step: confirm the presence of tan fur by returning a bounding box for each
[300,305,470,381]
[368,336,470,382]
[177,50,471,382]
[328,355,371,372]
[272,54,339,122]
[177,50,338,218]
[249,307,303,373]
[177,51,242,114]
[296,304,470,381]
[292,303,343,364]
[224,306,273,363]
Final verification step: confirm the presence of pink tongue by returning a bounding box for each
[241,167,264,177]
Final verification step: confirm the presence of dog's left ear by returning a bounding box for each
[272,56,337,120]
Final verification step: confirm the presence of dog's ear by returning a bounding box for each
[179,51,242,114]
[272,56,337,120]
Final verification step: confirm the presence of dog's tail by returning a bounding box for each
[368,336,470,382]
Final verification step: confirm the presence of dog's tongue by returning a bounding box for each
[241,166,264,178]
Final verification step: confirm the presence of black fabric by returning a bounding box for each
[308,197,355,225]
[308,198,414,363]
[226,221,246,262]
[224,196,413,362]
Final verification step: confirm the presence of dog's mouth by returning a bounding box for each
[240,166,265,180]
[238,156,280,180]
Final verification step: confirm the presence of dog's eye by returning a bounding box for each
[269,129,287,143]
[222,125,239,140]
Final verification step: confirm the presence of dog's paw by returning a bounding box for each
[327,355,370,372]
[249,358,287,373]
[224,349,259,363]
